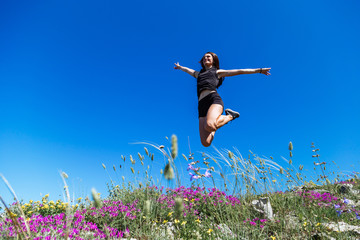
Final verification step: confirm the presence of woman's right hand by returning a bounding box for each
[174,62,182,69]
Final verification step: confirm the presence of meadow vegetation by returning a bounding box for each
[0,135,359,239]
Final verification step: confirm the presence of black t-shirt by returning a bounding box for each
[196,67,224,98]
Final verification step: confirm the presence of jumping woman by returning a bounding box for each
[174,52,271,147]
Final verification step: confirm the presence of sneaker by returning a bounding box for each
[225,109,240,120]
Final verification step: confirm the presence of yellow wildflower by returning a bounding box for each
[44,194,49,198]
[191,199,195,203]
[303,222,307,227]
[195,218,201,223]
[270,236,276,240]
[77,197,82,202]
[272,180,276,183]
[29,200,33,204]
[174,219,180,224]
[207,228,213,234]
[163,220,168,224]
[181,221,187,225]
[184,198,189,202]
[167,212,173,217]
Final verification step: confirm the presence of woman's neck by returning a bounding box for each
[205,65,213,70]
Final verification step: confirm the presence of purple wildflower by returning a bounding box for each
[336,210,342,217]
[189,172,200,181]
[344,198,350,205]
[187,164,194,171]
[204,170,212,178]
[334,204,340,209]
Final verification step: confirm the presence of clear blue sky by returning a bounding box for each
[1,0,359,203]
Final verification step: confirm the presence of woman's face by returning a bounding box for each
[203,53,214,67]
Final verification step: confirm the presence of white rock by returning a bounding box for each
[323,221,360,234]
[251,197,273,219]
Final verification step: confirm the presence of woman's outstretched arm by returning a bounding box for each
[174,62,198,78]
[217,68,271,78]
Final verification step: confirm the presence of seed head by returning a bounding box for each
[326,178,331,185]
[91,188,102,208]
[144,147,149,156]
[164,162,174,180]
[131,167,135,174]
[228,151,234,159]
[288,141,293,151]
[280,168,284,174]
[102,164,106,170]
[171,134,178,159]
[61,172,69,179]
[144,200,151,215]
[174,197,184,217]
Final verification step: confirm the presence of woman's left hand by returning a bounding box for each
[260,68,271,75]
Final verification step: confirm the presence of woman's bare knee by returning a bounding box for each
[204,121,217,132]
[201,140,211,147]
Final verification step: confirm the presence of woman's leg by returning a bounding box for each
[204,104,233,133]
[199,117,215,147]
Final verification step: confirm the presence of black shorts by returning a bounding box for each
[198,92,224,118]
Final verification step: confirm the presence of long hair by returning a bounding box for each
[199,52,220,70]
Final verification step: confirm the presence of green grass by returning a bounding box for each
[0,136,359,239]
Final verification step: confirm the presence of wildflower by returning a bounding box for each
[355,213,360,220]
[163,220,168,224]
[181,221,187,225]
[189,172,201,181]
[270,236,276,240]
[303,222,307,227]
[336,210,341,217]
[45,194,49,198]
[195,218,201,223]
[334,204,340,209]
[167,212,173,217]
[174,219,180,224]
[249,221,256,226]
[207,228,213,234]
[184,198,188,202]
[204,169,212,178]
[272,180,276,183]
[344,198,350,205]
[187,164,194,171]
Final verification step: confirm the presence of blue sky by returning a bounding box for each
[1,0,359,203]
